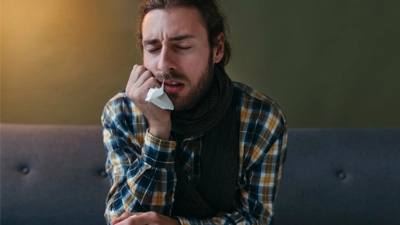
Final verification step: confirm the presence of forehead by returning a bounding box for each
[142,6,208,41]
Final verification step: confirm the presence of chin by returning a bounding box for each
[170,98,197,111]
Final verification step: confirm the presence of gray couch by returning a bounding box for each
[1,124,399,225]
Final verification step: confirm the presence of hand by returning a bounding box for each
[112,212,180,225]
[125,65,171,140]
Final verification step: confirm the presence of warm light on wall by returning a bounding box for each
[1,0,139,125]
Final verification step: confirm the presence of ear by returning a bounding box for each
[212,32,225,64]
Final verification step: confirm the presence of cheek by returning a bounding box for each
[184,54,209,73]
[142,54,151,68]
[143,55,157,73]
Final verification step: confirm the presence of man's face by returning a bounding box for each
[141,6,215,111]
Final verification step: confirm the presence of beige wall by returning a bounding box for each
[2,0,400,127]
[1,0,141,125]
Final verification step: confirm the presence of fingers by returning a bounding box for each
[126,65,142,86]
[111,212,132,224]
[113,212,179,225]
[126,65,160,90]
[126,65,148,92]
[125,65,160,102]
[112,212,143,225]
[124,65,172,140]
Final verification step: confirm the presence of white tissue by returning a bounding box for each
[145,80,174,110]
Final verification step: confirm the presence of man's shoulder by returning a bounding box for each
[233,82,286,124]
[233,82,275,103]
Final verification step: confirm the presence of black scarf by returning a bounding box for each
[170,65,239,218]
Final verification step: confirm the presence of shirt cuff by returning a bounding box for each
[175,217,191,225]
[143,129,176,170]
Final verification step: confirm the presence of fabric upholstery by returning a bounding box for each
[0,124,109,225]
[274,128,400,225]
[1,124,399,225]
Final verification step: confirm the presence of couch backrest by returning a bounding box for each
[2,125,400,225]
[1,124,109,225]
[274,128,400,225]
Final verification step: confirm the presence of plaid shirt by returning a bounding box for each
[101,82,288,225]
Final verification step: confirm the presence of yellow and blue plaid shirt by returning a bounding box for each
[101,82,288,225]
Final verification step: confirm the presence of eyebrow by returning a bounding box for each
[143,34,195,45]
[170,34,195,41]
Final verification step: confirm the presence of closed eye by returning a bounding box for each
[147,47,161,53]
[176,46,191,50]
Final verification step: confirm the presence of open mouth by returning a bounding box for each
[165,81,180,86]
[164,80,184,93]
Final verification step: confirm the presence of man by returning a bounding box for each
[101,0,287,224]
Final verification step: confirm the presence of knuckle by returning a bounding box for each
[145,77,156,85]
[119,212,131,219]
[137,65,146,72]
[142,71,152,79]
[147,211,157,218]
[125,88,133,97]
[125,88,140,101]
[127,216,136,224]
[132,90,142,101]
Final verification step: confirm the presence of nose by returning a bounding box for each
[157,47,176,72]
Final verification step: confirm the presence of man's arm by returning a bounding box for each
[102,100,177,224]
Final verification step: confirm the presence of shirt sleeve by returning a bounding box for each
[176,109,288,225]
[102,102,177,224]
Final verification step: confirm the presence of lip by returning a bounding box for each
[164,80,184,93]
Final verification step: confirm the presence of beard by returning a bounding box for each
[156,51,215,111]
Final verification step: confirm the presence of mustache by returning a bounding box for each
[154,71,188,82]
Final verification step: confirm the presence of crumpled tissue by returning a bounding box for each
[145,80,174,110]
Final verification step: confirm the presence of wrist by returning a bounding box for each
[148,121,171,140]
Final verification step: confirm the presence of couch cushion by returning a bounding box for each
[274,128,400,225]
[1,124,109,225]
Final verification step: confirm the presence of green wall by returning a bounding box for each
[2,0,399,128]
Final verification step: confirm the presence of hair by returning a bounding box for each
[137,0,231,67]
